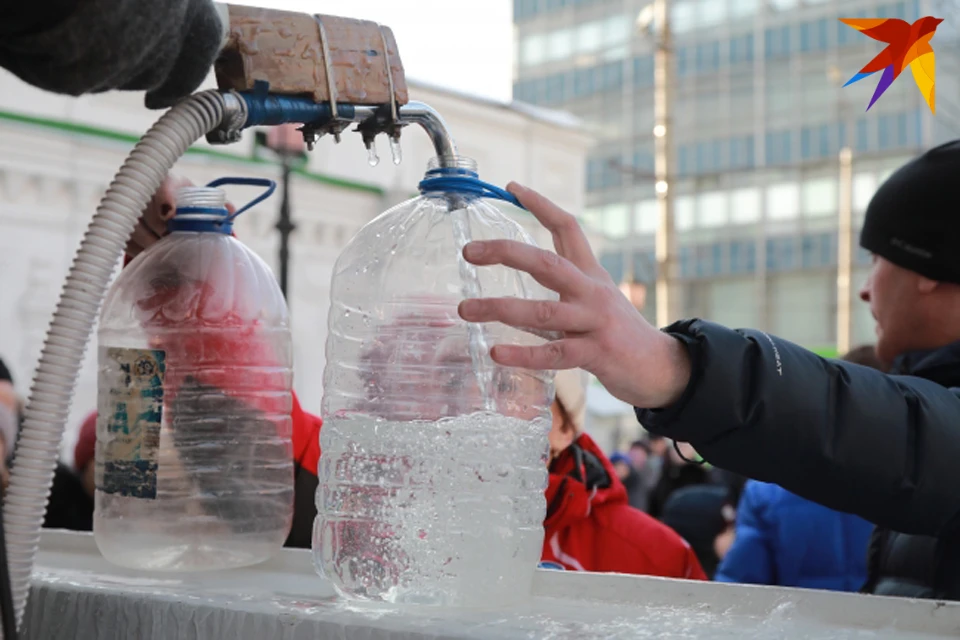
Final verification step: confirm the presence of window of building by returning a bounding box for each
[895,112,909,147]
[602,204,630,238]
[765,25,791,58]
[600,61,623,92]
[636,199,658,234]
[676,196,696,231]
[853,173,877,212]
[581,207,604,233]
[677,47,691,77]
[766,236,796,271]
[678,145,692,177]
[911,108,923,146]
[730,33,754,64]
[634,55,654,87]
[672,0,697,33]
[730,0,759,18]
[698,191,728,227]
[768,0,797,10]
[800,127,813,160]
[514,0,541,21]
[878,114,893,149]
[803,178,836,217]
[856,118,870,152]
[546,0,567,9]
[730,239,756,273]
[818,124,831,157]
[767,183,800,220]
[577,21,603,53]
[730,187,761,224]
[605,15,631,45]
[547,28,574,61]
[573,67,595,96]
[544,73,566,103]
[521,34,546,67]
[730,136,754,169]
[816,18,829,49]
[679,246,694,278]
[696,41,721,73]
[765,130,792,165]
[700,0,727,27]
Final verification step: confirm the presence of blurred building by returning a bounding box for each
[514,0,960,352]
[0,71,592,461]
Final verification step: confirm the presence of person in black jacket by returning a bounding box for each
[457,144,960,600]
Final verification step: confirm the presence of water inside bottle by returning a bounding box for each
[450,205,496,413]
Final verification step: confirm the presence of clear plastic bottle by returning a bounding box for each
[95,181,294,572]
[315,157,555,607]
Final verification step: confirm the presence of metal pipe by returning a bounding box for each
[653,0,677,328]
[220,93,458,165]
[397,101,459,162]
[837,146,854,355]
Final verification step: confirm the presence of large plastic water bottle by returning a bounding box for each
[315,157,555,607]
[95,178,294,572]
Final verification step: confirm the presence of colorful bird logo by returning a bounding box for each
[840,16,942,113]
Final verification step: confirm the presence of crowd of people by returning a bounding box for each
[1,0,959,608]
[0,338,902,596]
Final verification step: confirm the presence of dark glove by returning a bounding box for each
[0,0,225,109]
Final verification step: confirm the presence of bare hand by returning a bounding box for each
[125,176,238,259]
[126,174,194,259]
[457,183,692,410]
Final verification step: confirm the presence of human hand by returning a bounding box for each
[125,175,194,259]
[126,175,237,259]
[457,183,692,410]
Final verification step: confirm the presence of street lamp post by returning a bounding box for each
[255,125,307,303]
[652,0,677,328]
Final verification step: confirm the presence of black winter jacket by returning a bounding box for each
[637,320,960,600]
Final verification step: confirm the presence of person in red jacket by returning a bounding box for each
[542,369,706,579]
[117,174,323,548]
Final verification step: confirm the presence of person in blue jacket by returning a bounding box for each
[713,346,881,591]
[714,480,875,591]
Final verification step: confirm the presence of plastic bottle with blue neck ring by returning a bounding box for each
[168,177,277,235]
[417,156,525,209]
[94,174,294,574]
[316,155,557,607]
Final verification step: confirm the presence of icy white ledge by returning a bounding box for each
[22,530,960,639]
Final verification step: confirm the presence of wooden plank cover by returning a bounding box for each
[216,5,408,106]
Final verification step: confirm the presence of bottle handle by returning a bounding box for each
[206,177,278,221]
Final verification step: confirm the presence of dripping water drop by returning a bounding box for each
[390,137,403,165]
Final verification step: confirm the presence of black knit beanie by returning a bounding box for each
[860,140,960,284]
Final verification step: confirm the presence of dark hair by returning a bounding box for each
[553,393,575,434]
[629,439,651,454]
[842,345,883,371]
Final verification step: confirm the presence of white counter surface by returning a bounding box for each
[21,530,960,639]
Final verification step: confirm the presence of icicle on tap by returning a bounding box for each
[366,138,380,167]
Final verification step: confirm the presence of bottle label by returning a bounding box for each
[98,347,165,499]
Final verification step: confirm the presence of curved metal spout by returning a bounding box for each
[397,101,458,164]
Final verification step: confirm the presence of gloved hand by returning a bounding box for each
[0,0,227,109]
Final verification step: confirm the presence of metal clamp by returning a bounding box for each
[308,15,353,148]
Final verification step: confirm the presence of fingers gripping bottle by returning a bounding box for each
[95,178,295,572]
[316,157,556,607]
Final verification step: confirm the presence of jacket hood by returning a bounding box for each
[892,340,960,388]
[545,433,628,534]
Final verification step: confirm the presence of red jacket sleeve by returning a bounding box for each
[292,393,322,476]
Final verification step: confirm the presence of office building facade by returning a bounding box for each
[514,0,960,352]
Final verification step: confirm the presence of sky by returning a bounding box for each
[229,0,515,101]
